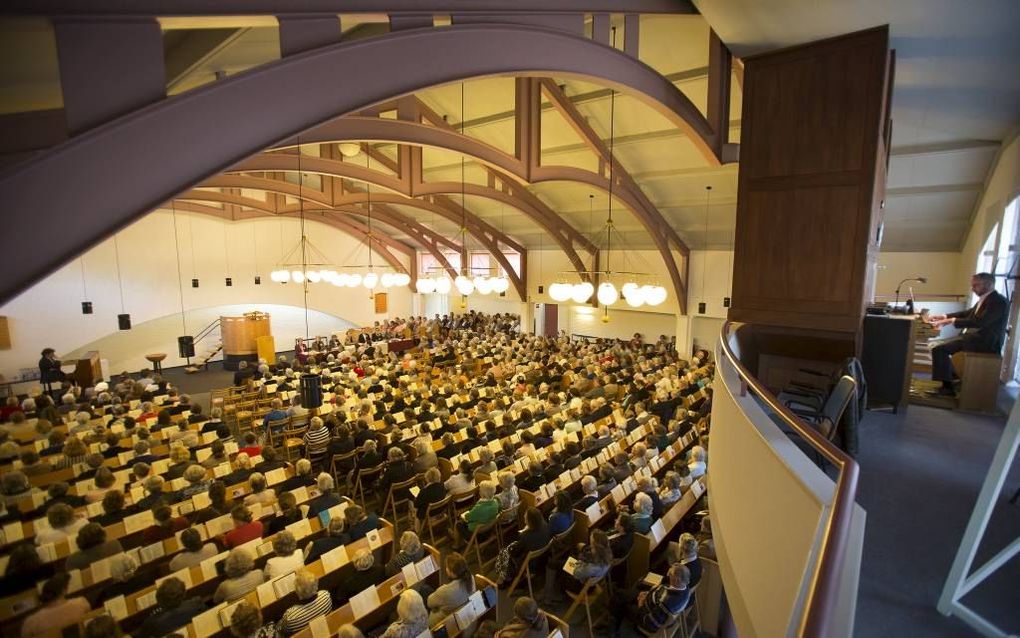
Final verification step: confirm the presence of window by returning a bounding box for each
[994,198,1019,297]
[975,223,998,304]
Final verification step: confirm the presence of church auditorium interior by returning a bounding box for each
[0,2,1018,637]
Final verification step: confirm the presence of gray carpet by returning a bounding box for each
[853,400,1020,637]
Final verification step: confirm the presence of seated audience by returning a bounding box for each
[265,531,304,579]
[214,547,266,603]
[278,568,332,635]
[20,573,91,637]
[170,527,219,571]
[136,576,207,638]
[66,522,123,570]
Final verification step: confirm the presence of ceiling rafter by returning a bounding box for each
[166,200,417,291]
[194,173,461,279]
[229,152,529,299]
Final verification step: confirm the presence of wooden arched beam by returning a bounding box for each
[166,201,417,292]
[179,180,461,279]
[1,23,716,302]
[270,114,686,307]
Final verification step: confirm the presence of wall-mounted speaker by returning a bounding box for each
[225,277,233,287]
[118,313,132,330]
[191,278,199,288]
[254,276,261,285]
[81,302,93,314]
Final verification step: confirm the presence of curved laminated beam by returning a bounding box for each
[0,22,715,304]
[273,116,687,306]
[186,175,463,279]
[166,200,417,291]
[228,154,530,299]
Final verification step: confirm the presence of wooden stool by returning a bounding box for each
[145,352,167,374]
[950,351,1001,412]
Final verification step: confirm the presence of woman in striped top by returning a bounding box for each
[278,569,332,636]
[303,416,330,465]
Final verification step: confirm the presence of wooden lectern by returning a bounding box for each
[74,351,101,387]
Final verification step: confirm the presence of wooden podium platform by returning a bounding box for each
[220,313,271,370]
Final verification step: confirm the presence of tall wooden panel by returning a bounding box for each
[729,26,892,345]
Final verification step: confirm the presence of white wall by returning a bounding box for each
[65,304,353,374]
[960,133,1020,285]
[0,210,412,380]
[874,252,962,298]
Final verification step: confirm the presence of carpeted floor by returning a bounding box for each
[155,363,1020,636]
[852,399,1020,637]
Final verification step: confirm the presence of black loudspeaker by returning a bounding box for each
[225,277,233,287]
[81,301,93,314]
[723,297,731,308]
[178,335,195,358]
[254,276,261,285]
[300,374,323,409]
[192,278,199,288]
[697,302,706,314]
[118,313,132,330]
[538,285,544,294]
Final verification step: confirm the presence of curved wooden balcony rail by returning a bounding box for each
[718,321,860,637]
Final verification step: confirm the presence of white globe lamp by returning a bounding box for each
[571,281,594,304]
[597,282,619,305]
[435,276,452,295]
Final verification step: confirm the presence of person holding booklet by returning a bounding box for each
[277,569,332,636]
[427,551,476,625]
[379,589,429,638]
[548,529,613,602]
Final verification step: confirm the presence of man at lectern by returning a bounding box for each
[38,348,66,384]
[926,273,1008,397]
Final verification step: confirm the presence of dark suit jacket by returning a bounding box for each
[949,290,1009,352]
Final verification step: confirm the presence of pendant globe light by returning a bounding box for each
[543,32,666,314]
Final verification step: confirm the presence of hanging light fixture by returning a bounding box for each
[698,185,712,314]
[79,256,92,314]
[330,152,411,290]
[112,233,131,330]
[544,44,667,314]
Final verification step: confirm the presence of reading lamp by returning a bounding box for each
[894,276,927,309]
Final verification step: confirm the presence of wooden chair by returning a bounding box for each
[675,582,702,638]
[383,474,420,533]
[495,504,521,547]
[280,421,307,462]
[422,494,454,547]
[263,416,290,447]
[464,519,499,571]
[353,465,385,508]
[451,486,479,519]
[563,573,607,638]
[545,611,569,638]
[330,450,358,490]
[505,541,551,598]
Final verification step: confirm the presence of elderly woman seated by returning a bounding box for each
[35,502,86,545]
[495,470,520,512]
[224,504,265,549]
[176,464,211,501]
[1,470,37,506]
[631,492,655,534]
[278,569,332,636]
[455,480,499,546]
[66,522,123,570]
[243,473,277,508]
[335,548,387,605]
[385,531,426,576]
[214,547,266,603]
[265,531,304,579]
[227,601,277,638]
[379,589,429,638]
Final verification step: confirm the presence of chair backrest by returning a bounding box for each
[426,494,453,516]
[545,612,569,638]
[820,376,856,438]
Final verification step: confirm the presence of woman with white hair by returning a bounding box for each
[305,473,342,520]
[631,492,654,534]
[243,473,277,507]
[385,531,425,576]
[335,548,386,604]
[380,589,429,638]
[412,438,438,473]
[214,548,265,603]
[98,553,155,603]
[455,480,499,546]
[278,569,332,635]
[495,471,520,512]
[687,446,707,478]
[264,531,304,579]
